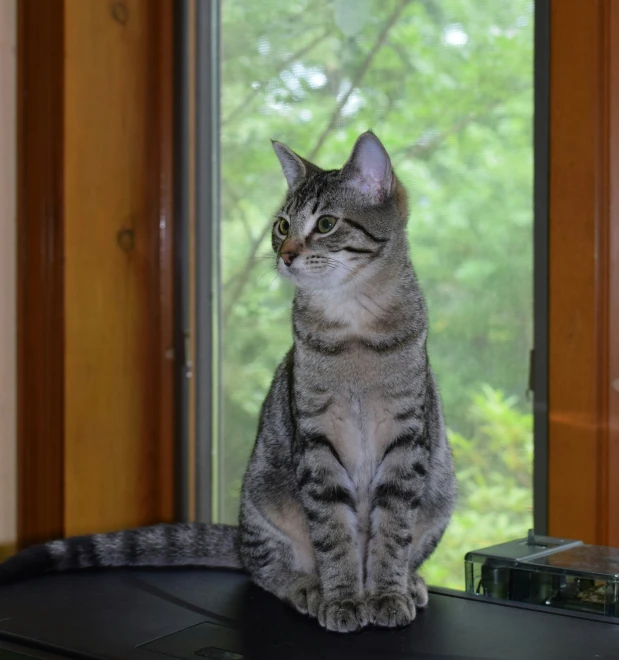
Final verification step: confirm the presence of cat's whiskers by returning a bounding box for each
[257,264,278,285]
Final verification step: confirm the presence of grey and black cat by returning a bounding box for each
[0,132,456,633]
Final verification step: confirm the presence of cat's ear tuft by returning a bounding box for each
[272,141,309,188]
[341,131,393,203]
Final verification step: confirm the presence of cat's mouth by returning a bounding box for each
[277,256,357,291]
[277,258,317,287]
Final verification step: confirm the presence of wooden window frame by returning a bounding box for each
[16,0,619,549]
[548,0,619,545]
[17,0,175,546]
[17,0,65,547]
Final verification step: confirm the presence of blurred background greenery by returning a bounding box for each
[218,0,533,589]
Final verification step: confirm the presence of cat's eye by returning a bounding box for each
[316,216,336,234]
[277,218,290,235]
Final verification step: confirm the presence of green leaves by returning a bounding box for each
[422,385,533,588]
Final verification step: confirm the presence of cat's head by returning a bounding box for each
[271,131,409,292]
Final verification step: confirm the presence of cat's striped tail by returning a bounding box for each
[0,523,242,585]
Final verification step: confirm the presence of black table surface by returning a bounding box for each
[0,569,618,660]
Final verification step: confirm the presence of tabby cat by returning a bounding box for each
[0,132,456,633]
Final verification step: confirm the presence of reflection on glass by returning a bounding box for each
[219,0,534,588]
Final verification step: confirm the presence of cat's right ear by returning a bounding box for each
[272,141,311,188]
[340,131,393,204]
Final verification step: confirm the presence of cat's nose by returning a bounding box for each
[280,239,302,266]
[281,250,298,266]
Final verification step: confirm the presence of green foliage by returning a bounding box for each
[218,0,534,586]
[422,385,533,588]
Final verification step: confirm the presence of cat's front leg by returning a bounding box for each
[365,430,429,628]
[296,435,367,633]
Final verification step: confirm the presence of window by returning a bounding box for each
[195,0,536,589]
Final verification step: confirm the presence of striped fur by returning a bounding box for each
[240,132,456,632]
[0,132,456,635]
[0,524,240,584]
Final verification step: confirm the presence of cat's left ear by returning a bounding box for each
[341,131,393,204]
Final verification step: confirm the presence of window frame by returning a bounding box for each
[17,0,177,545]
[13,0,619,561]
[547,0,619,545]
[533,0,550,535]
[192,0,222,524]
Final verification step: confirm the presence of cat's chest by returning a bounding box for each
[317,390,399,480]
[321,295,374,334]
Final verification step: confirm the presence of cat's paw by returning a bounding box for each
[287,574,322,618]
[318,598,368,633]
[409,573,429,609]
[366,593,415,628]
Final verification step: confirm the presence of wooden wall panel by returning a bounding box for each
[548,0,619,545]
[606,0,619,547]
[63,0,174,536]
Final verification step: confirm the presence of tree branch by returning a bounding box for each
[222,27,335,127]
[307,0,412,161]
[392,84,531,162]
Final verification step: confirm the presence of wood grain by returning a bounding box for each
[16,0,175,544]
[17,0,65,548]
[606,0,619,547]
[548,0,619,544]
[63,0,175,536]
